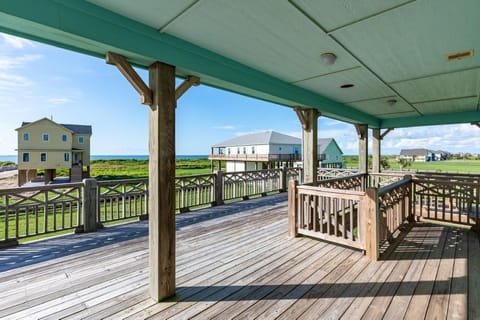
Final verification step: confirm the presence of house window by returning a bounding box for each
[243,147,246,154]
[40,153,47,162]
[42,133,49,142]
[227,148,231,155]
[252,147,255,154]
[62,134,68,142]
[64,152,70,162]
[78,136,84,144]
[22,153,29,162]
[237,147,240,154]
[23,133,29,141]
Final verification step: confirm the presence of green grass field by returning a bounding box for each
[343,156,480,173]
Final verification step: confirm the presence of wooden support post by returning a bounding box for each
[148,61,176,301]
[302,109,320,185]
[288,179,299,237]
[372,128,381,173]
[215,170,224,206]
[82,178,98,233]
[362,187,379,261]
[355,124,369,174]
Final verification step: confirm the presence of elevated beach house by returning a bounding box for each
[399,148,449,162]
[16,118,92,186]
[209,131,343,172]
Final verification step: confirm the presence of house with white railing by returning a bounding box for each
[16,118,92,186]
[209,131,343,172]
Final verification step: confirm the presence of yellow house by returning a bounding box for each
[16,118,92,186]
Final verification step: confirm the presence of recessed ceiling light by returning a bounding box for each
[340,84,354,88]
[446,50,474,61]
[387,99,397,105]
[321,52,337,65]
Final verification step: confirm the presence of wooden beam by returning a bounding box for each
[294,106,308,130]
[380,128,394,139]
[106,51,153,105]
[354,123,365,139]
[148,61,176,301]
[175,75,200,100]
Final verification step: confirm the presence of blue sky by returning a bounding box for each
[0,32,479,156]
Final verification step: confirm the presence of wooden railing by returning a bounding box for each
[316,173,366,191]
[0,168,292,245]
[368,172,406,188]
[317,168,359,180]
[209,153,301,161]
[223,169,283,201]
[98,179,148,223]
[413,175,479,227]
[176,173,216,212]
[0,183,83,245]
[289,181,365,250]
[376,176,413,245]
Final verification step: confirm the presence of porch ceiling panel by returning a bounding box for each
[390,68,480,103]
[413,96,479,115]
[0,0,480,128]
[147,0,360,83]
[349,98,415,118]
[294,67,399,104]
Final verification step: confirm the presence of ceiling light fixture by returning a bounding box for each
[387,99,398,106]
[321,52,337,65]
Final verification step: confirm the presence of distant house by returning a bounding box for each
[209,131,343,172]
[399,148,449,162]
[16,118,92,186]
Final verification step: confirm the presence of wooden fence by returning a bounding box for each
[0,168,298,245]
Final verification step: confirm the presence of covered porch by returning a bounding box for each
[0,193,478,319]
[1,1,480,317]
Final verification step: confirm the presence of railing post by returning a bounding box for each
[81,178,98,233]
[362,187,379,260]
[215,170,224,206]
[281,166,287,192]
[405,175,415,223]
[288,180,299,237]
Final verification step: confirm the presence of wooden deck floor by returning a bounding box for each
[0,193,479,319]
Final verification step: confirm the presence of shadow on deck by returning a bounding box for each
[0,193,478,319]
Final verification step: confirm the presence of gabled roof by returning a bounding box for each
[17,117,92,135]
[400,148,431,156]
[318,138,343,155]
[212,131,301,147]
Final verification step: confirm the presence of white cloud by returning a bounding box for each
[1,33,34,49]
[214,125,236,130]
[47,97,73,105]
[0,54,43,70]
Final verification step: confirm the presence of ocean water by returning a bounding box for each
[0,155,208,164]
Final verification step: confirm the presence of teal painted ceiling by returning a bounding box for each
[0,0,479,128]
